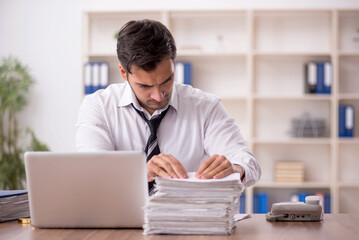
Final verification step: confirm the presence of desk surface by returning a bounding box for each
[1,214,359,240]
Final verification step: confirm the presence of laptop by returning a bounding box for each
[24,151,148,228]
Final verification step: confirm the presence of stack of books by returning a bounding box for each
[143,172,244,235]
[0,190,30,223]
[274,161,304,183]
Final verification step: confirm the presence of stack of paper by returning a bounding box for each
[274,161,304,182]
[0,190,30,222]
[143,172,244,235]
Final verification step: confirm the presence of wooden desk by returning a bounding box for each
[1,214,359,240]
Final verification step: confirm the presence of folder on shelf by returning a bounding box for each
[84,63,92,95]
[316,62,332,94]
[100,63,109,89]
[323,62,332,94]
[324,194,331,214]
[239,194,246,214]
[175,62,192,85]
[83,62,109,95]
[339,104,354,137]
[304,61,332,95]
[304,62,317,94]
[253,192,268,214]
[92,63,100,92]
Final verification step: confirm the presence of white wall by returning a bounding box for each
[1,0,359,151]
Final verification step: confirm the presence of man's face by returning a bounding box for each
[120,58,175,115]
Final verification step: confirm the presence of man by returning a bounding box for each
[76,19,261,189]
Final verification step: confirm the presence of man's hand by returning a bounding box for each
[147,153,188,182]
[196,154,245,179]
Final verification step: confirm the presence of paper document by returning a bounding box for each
[143,172,245,235]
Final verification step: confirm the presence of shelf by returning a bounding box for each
[83,9,359,214]
[338,182,359,188]
[339,51,359,56]
[170,11,247,55]
[87,53,117,58]
[220,96,248,101]
[338,11,359,53]
[253,95,332,101]
[253,138,331,145]
[338,94,359,100]
[255,181,330,189]
[338,138,359,144]
[177,52,247,57]
[253,51,331,57]
[253,11,331,53]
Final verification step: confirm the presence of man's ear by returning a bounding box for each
[119,64,128,81]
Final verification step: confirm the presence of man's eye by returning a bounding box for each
[139,85,150,89]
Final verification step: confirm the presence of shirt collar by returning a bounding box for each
[118,81,179,117]
[118,81,135,107]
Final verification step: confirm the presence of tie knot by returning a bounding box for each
[131,104,170,136]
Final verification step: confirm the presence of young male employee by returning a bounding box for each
[76,19,261,190]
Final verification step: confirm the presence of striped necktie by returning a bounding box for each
[131,104,170,193]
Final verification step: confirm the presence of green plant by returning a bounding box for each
[0,56,49,190]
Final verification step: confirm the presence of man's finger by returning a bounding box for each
[213,167,234,179]
[154,154,179,178]
[156,167,172,179]
[200,155,225,177]
[201,158,230,179]
[147,161,170,181]
[167,154,188,178]
[196,154,218,177]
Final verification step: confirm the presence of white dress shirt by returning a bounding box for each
[76,82,261,187]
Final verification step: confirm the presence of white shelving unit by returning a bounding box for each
[82,9,359,214]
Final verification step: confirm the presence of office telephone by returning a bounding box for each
[266,196,323,222]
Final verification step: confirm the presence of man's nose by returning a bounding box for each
[151,87,165,102]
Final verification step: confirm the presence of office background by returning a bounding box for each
[1,0,359,213]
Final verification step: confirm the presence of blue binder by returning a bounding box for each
[175,62,192,85]
[253,193,268,213]
[84,62,109,95]
[239,194,246,213]
[298,192,308,202]
[324,194,331,213]
[339,105,354,137]
[314,62,331,94]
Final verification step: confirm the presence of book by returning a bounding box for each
[0,190,30,223]
[274,161,304,183]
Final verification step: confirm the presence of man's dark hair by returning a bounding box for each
[116,19,177,74]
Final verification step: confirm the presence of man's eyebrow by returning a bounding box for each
[136,73,174,87]
[160,73,174,85]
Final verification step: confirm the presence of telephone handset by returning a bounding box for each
[266,196,323,222]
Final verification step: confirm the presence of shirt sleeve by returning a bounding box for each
[203,100,261,187]
[75,95,115,151]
